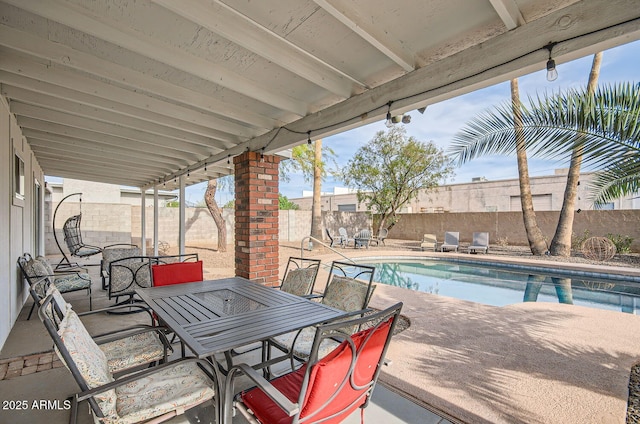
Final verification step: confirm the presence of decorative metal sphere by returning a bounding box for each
[582,236,616,261]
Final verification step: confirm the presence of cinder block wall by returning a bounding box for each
[46,201,640,255]
[45,201,132,255]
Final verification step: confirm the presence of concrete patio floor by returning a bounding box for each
[0,255,452,424]
[2,245,640,423]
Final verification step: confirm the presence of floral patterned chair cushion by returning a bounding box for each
[35,256,55,275]
[272,275,375,360]
[272,327,340,361]
[280,268,316,297]
[101,247,141,276]
[322,276,376,313]
[55,306,117,419]
[24,258,51,299]
[111,361,215,424]
[52,272,92,291]
[45,286,165,374]
[110,259,152,297]
[101,332,165,373]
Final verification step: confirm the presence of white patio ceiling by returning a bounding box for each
[1,0,638,190]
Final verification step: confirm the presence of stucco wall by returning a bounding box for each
[389,210,640,251]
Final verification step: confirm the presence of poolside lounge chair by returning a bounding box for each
[371,228,389,246]
[468,232,490,254]
[440,231,460,252]
[338,227,352,248]
[354,229,372,248]
[420,234,438,251]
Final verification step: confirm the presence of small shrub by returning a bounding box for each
[572,229,591,251]
[606,233,633,254]
[496,237,509,247]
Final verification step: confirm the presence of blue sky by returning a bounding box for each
[187,39,639,206]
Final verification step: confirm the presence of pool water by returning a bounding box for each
[360,259,640,314]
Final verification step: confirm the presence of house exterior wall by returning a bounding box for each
[1,95,43,351]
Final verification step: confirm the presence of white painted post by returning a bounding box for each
[179,176,185,256]
[153,185,159,256]
[140,187,146,256]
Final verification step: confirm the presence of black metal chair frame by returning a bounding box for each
[267,260,377,372]
[17,253,92,320]
[53,193,101,270]
[107,253,199,313]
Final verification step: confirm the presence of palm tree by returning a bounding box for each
[450,81,640,254]
[510,78,548,255]
[548,52,602,256]
[281,140,337,242]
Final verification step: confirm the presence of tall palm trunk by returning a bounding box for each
[511,79,548,255]
[549,52,602,256]
[205,179,227,252]
[310,139,323,241]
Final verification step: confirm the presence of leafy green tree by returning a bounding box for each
[341,126,454,231]
[450,82,640,255]
[278,194,300,210]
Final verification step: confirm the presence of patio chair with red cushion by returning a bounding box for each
[151,260,204,286]
[224,302,403,424]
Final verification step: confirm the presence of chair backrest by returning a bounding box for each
[300,302,403,423]
[62,214,85,255]
[151,260,204,286]
[378,228,388,240]
[444,231,459,245]
[241,303,403,424]
[472,232,489,246]
[355,229,371,239]
[18,253,53,301]
[422,233,437,244]
[338,227,348,238]
[280,257,321,296]
[38,295,115,420]
[101,245,141,276]
[325,228,335,245]
[108,253,199,297]
[322,261,376,313]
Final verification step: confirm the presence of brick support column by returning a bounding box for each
[234,151,280,286]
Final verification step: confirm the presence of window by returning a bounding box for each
[33,178,42,256]
[13,152,25,207]
[338,204,356,212]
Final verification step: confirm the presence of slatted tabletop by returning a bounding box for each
[136,277,344,359]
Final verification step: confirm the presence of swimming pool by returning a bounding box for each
[358,257,640,314]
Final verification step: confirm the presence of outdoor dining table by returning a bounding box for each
[136,276,345,423]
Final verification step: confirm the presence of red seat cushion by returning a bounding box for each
[241,318,393,424]
[151,261,204,286]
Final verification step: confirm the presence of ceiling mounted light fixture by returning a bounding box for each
[385,102,394,128]
[545,43,558,82]
[307,131,312,145]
